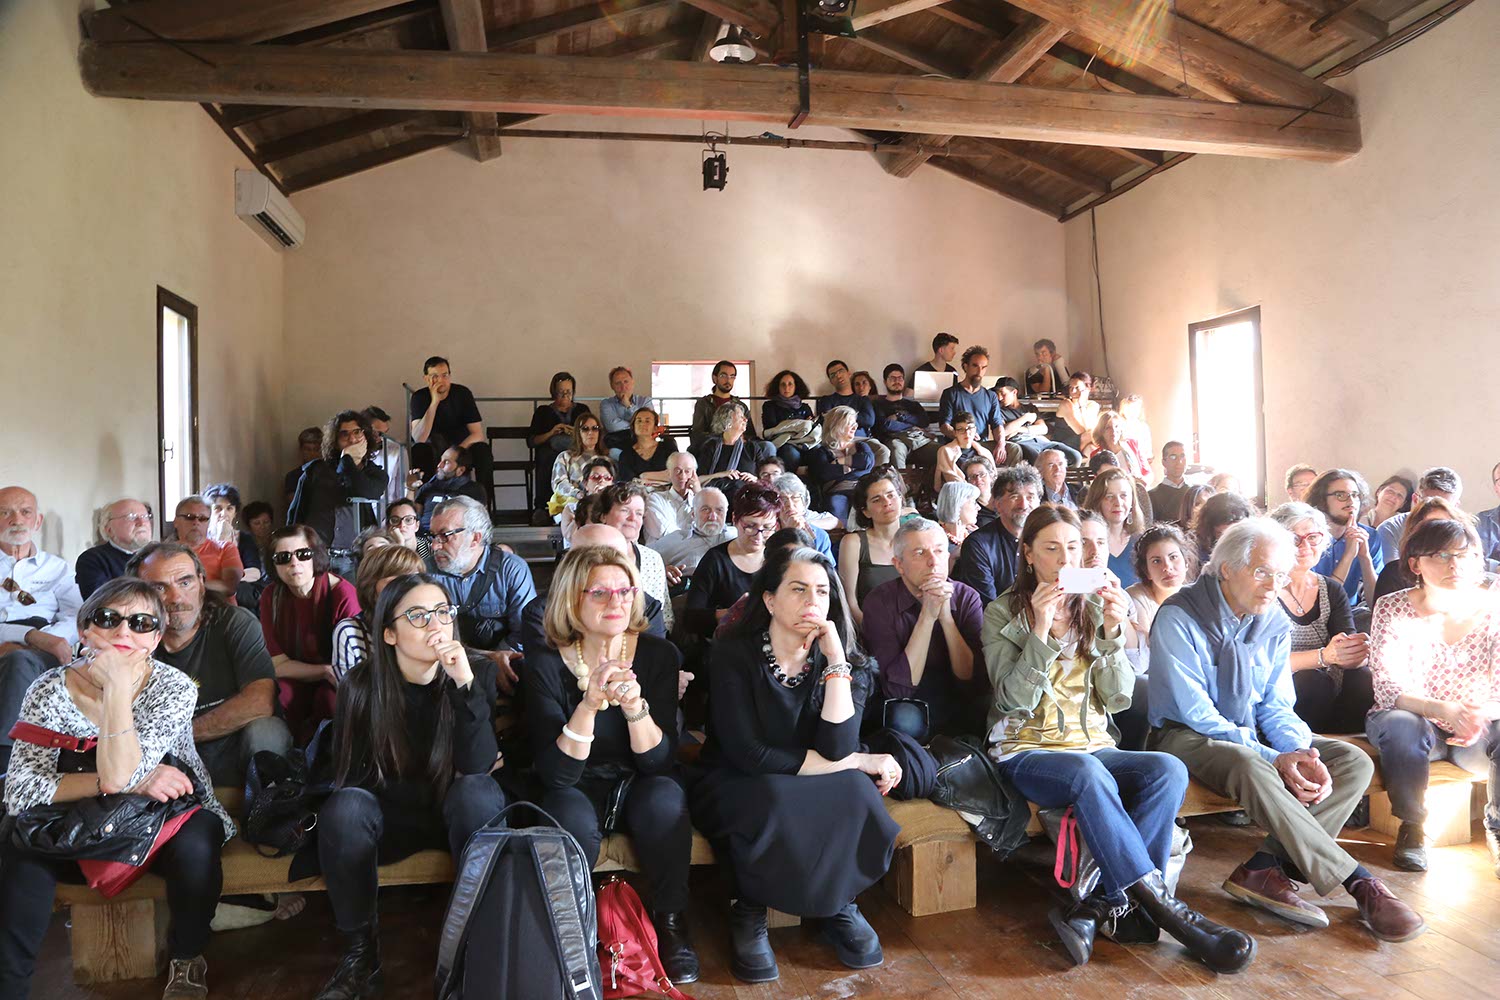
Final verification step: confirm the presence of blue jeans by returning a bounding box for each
[998,748,1188,901]
[826,492,854,523]
[1365,709,1500,830]
[1012,438,1085,466]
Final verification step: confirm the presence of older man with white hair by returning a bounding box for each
[861,518,983,738]
[649,487,735,576]
[643,452,700,544]
[0,486,83,769]
[428,495,537,693]
[1149,517,1423,943]
[75,497,155,599]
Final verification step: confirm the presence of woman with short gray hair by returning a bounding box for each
[1269,502,1371,732]
[934,480,981,567]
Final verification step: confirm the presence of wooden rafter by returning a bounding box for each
[1278,0,1388,45]
[1000,0,1354,114]
[850,0,953,32]
[83,0,411,44]
[79,41,1362,160]
[848,29,965,76]
[882,15,1069,178]
[958,138,1111,194]
[282,134,461,192]
[438,0,503,162]
[254,108,427,162]
[588,27,694,60]
[488,0,675,51]
[692,14,726,62]
[675,0,780,38]
[930,158,1063,216]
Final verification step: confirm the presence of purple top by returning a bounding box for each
[862,576,984,733]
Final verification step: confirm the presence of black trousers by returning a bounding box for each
[540,774,692,913]
[1292,666,1374,734]
[318,774,506,932]
[413,439,496,509]
[1112,674,1152,751]
[0,810,224,999]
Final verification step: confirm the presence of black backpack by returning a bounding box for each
[435,804,603,1000]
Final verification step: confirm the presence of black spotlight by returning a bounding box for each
[702,151,728,191]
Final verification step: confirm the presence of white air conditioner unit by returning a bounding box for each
[234,169,305,250]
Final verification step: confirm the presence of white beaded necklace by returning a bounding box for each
[568,632,635,705]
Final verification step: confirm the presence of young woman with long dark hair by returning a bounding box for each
[982,506,1254,973]
[311,574,506,1000]
[692,546,901,983]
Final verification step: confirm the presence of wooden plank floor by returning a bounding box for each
[30,818,1500,999]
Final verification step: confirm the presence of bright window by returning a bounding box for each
[650,360,755,438]
[158,289,198,518]
[1189,306,1264,502]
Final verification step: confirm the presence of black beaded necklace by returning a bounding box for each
[762,630,809,688]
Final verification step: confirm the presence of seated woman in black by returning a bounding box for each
[690,400,760,501]
[312,574,506,1000]
[761,369,816,470]
[615,406,678,484]
[523,544,698,984]
[692,545,903,983]
[684,483,780,640]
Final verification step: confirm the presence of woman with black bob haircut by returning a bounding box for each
[309,573,506,1000]
[524,544,699,984]
[692,545,902,984]
[0,578,233,999]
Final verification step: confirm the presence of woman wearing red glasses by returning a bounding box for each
[0,578,233,999]
[259,525,359,743]
[524,544,698,985]
[309,573,505,1000]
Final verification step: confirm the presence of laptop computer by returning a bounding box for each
[911,370,956,403]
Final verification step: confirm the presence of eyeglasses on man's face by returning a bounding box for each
[429,528,470,546]
[271,548,315,566]
[176,513,211,524]
[1251,566,1291,587]
[1326,490,1357,503]
[108,512,154,526]
[397,603,456,628]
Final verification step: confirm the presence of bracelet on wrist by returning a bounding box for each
[820,662,853,685]
[561,724,595,744]
[1317,647,1327,668]
[623,700,652,723]
[97,726,136,740]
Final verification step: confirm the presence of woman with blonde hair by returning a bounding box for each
[1083,469,1147,588]
[523,545,698,984]
[809,405,875,522]
[1092,411,1147,482]
[332,544,427,680]
[548,412,609,518]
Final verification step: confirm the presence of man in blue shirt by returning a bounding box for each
[938,346,1004,462]
[1306,469,1383,606]
[1375,467,1462,565]
[1149,518,1423,943]
[1477,460,1500,564]
[428,496,537,695]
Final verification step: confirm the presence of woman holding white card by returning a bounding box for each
[980,505,1254,974]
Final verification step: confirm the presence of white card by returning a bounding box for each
[1059,566,1109,594]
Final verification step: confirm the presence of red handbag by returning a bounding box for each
[6,721,203,899]
[596,877,694,1000]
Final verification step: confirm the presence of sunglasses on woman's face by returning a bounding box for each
[88,607,161,634]
[271,548,315,566]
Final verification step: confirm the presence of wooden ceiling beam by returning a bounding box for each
[487,0,675,51]
[588,28,695,60]
[1278,0,1388,46]
[254,108,426,162]
[271,1,435,46]
[882,14,1067,177]
[1001,0,1354,115]
[83,0,412,45]
[692,14,726,62]
[1107,147,1166,168]
[437,0,503,162]
[218,104,298,128]
[930,158,1063,217]
[79,41,1362,161]
[951,137,1111,195]
[850,0,953,32]
[674,0,780,39]
[282,133,462,192]
[847,28,966,76]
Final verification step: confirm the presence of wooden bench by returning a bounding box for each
[52,793,973,984]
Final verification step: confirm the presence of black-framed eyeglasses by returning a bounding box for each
[429,528,468,545]
[397,604,456,628]
[1326,490,1356,503]
[88,607,161,634]
[270,548,315,566]
[388,514,419,527]
[2,577,36,606]
[177,513,211,524]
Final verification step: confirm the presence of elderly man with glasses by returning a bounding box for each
[427,496,537,695]
[75,497,155,599]
[0,485,83,770]
[1148,518,1424,944]
[649,487,736,577]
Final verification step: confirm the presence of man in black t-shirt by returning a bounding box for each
[913,332,960,375]
[129,542,289,785]
[408,355,494,507]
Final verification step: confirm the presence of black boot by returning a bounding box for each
[819,902,883,970]
[1127,872,1256,975]
[728,901,779,983]
[315,922,383,999]
[1048,896,1112,967]
[652,911,700,985]
[1103,901,1160,945]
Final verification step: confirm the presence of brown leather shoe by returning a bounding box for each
[1348,877,1425,942]
[1222,864,1329,928]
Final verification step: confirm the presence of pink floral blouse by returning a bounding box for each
[1369,589,1500,714]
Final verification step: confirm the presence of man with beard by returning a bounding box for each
[128,541,289,784]
[428,496,537,694]
[0,486,83,769]
[406,444,488,531]
[953,465,1042,603]
[1307,469,1383,606]
[938,346,1005,462]
[649,487,735,576]
[75,497,155,598]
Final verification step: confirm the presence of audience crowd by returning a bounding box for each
[2,336,1498,1000]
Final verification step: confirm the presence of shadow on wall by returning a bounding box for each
[766,280,923,390]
